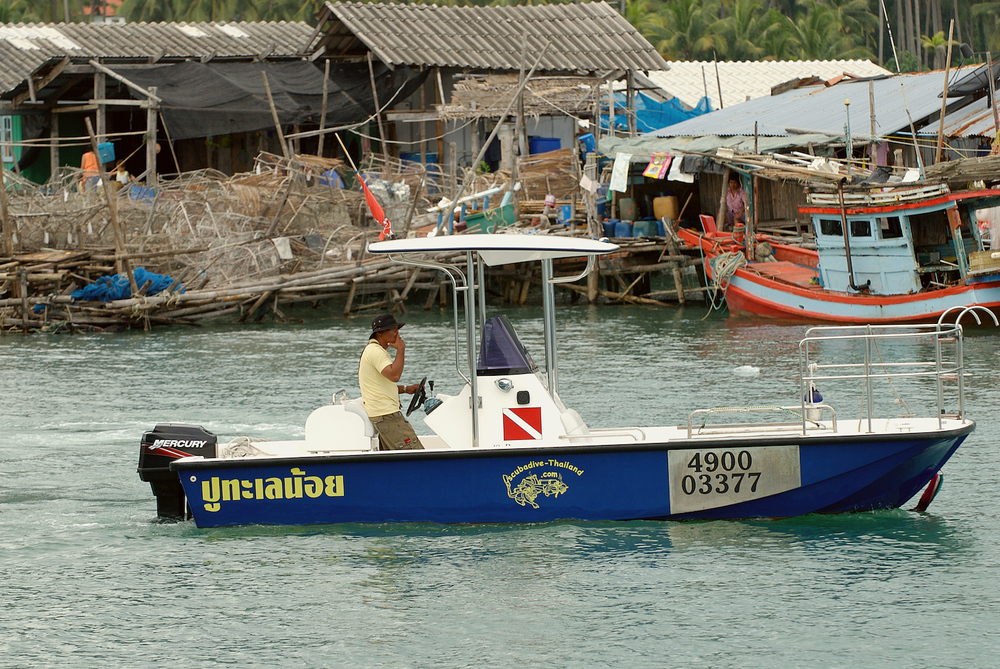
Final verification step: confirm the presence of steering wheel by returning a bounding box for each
[406,376,428,417]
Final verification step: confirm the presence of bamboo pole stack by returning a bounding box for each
[0,148,709,334]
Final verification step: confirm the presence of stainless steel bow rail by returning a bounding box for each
[800,321,970,434]
[687,308,995,438]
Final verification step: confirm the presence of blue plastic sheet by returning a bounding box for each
[128,184,156,202]
[71,267,181,303]
[601,93,712,134]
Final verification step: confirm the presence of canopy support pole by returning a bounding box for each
[542,258,558,397]
[466,251,479,448]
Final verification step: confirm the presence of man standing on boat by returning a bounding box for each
[359,313,424,450]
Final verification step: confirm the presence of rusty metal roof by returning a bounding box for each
[313,1,668,75]
[919,95,997,139]
[0,21,315,93]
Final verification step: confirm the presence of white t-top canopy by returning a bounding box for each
[368,234,619,266]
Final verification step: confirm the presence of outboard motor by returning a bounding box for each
[138,424,217,519]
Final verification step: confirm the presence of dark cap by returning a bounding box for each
[369,313,404,339]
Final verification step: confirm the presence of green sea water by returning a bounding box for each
[2,305,999,668]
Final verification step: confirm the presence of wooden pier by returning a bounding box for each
[0,151,708,334]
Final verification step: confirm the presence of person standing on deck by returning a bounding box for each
[725,174,748,232]
[359,313,424,451]
[80,151,99,191]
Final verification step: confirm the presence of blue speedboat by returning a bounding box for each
[138,235,978,527]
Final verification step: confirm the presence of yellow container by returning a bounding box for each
[653,195,679,221]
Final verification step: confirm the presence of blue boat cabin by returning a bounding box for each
[809,187,1000,295]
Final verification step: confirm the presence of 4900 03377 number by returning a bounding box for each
[666,445,801,514]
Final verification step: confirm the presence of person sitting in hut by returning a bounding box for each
[725,174,747,231]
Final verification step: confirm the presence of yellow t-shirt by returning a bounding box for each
[359,339,399,418]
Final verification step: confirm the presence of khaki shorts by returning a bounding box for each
[370,411,424,451]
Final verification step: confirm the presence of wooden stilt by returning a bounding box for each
[145,90,158,185]
[239,289,275,323]
[343,281,357,317]
[518,277,531,305]
[672,264,686,304]
[85,117,137,295]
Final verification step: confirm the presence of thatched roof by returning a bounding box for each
[437,74,599,121]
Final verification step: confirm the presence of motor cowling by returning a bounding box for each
[138,424,217,519]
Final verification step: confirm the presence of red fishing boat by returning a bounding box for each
[678,183,1000,323]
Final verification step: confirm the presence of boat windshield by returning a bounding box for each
[477,315,538,376]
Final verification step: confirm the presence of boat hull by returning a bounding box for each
[677,227,1000,323]
[725,271,1000,323]
[171,426,972,527]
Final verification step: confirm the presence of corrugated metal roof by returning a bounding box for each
[919,95,998,138]
[315,1,668,75]
[652,67,982,141]
[601,133,837,161]
[646,59,891,110]
[0,21,315,93]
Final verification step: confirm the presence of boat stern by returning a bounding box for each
[138,424,218,519]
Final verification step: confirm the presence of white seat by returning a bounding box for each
[343,400,376,437]
[304,401,376,451]
[560,409,592,443]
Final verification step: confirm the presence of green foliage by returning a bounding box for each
[889,50,921,74]
[6,0,54,22]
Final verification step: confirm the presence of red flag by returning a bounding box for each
[358,174,393,241]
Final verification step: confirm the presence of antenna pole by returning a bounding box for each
[935,20,956,164]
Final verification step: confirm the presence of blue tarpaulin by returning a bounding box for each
[71,267,181,303]
[601,93,712,134]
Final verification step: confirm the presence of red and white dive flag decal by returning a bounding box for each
[502,407,542,440]
[359,174,393,241]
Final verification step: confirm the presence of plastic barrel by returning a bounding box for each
[633,220,655,237]
[653,196,679,220]
[614,220,633,237]
[528,137,561,154]
[602,219,618,238]
[400,152,438,164]
[619,197,637,221]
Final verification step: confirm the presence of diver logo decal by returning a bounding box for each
[502,459,584,509]
[502,407,542,440]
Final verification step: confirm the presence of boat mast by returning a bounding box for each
[837,183,870,293]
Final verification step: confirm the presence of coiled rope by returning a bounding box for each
[703,251,747,316]
[220,436,269,458]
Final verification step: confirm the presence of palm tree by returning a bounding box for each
[921,30,948,69]
[758,17,801,60]
[647,0,722,60]
[792,0,874,60]
[821,0,878,41]
[972,2,1000,51]
[117,0,176,22]
[712,0,789,61]
[7,0,54,22]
